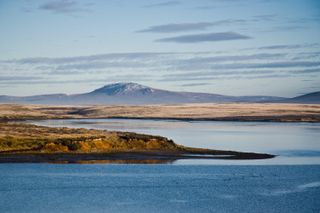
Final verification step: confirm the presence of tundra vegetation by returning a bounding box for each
[0,122,178,153]
[1,103,319,122]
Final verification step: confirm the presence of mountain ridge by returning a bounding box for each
[0,82,319,105]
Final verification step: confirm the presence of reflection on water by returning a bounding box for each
[30,119,320,165]
[46,159,175,164]
[70,159,175,164]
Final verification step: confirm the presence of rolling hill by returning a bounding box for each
[0,82,318,105]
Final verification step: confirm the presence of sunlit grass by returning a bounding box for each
[0,122,178,153]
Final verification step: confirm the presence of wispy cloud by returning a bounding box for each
[137,14,280,34]
[143,1,180,8]
[5,52,283,70]
[5,52,173,65]
[173,60,320,71]
[38,0,91,14]
[180,83,211,87]
[160,68,320,82]
[0,75,152,86]
[137,20,246,33]
[2,50,319,84]
[156,32,251,43]
[138,22,213,33]
[252,14,277,21]
[0,76,43,82]
[160,74,296,82]
[258,43,319,50]
[161,70,274,82]
[217,61,320,69]
[175,53,285,64]
[291,68,320,74]
[55,61,147,71]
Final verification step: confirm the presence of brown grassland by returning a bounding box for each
[1,102,318,163]
[0,122,177,153]
[0,103,320,122]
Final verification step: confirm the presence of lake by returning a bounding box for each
[30,119,320,165]
[0,164,319,213]
[1,119,320,212]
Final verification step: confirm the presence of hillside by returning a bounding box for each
[288,92,320,104]
[0,82,318,104]
[0,82,287,105]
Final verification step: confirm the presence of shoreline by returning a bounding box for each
[1,103,315,163]
[3,115,320,124]
[1,103,320,123]
[0,122,275,163]
[2,112,320,123]
[0,150,275,164]
[58,115,320,123]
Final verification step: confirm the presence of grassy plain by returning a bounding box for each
[1,102,317,163]
[1,103,319,122]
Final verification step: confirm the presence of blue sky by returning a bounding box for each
[0,0,319,97]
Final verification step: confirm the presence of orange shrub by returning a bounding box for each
[43,142,69,152]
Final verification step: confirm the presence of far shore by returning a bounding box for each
[0,102,317,163]
[1,103,320,122]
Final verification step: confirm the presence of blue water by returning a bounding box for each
[31,119,320,165]
[3,120,319,212]
[0,164,319,213]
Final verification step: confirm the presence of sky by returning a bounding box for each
[0,0,319,97]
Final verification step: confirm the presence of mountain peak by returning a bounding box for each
[91,82,155,95]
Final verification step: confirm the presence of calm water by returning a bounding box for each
[0,164,320,213]
[2,119,319,212]
[30,119,320,165]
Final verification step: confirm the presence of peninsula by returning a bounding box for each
[0,122,274,163]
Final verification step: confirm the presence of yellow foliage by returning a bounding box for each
[43,142,69,152]
[78,141,91,152]
[92,140,112,151]
[0,123,179,153]
[146,139,162,149]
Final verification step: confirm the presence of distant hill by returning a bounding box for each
[0,82,318,105]
[287,91,320,104]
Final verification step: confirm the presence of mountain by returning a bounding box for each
[287,91,320,104]
[0,82,318,105]
[90,83,156,96]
